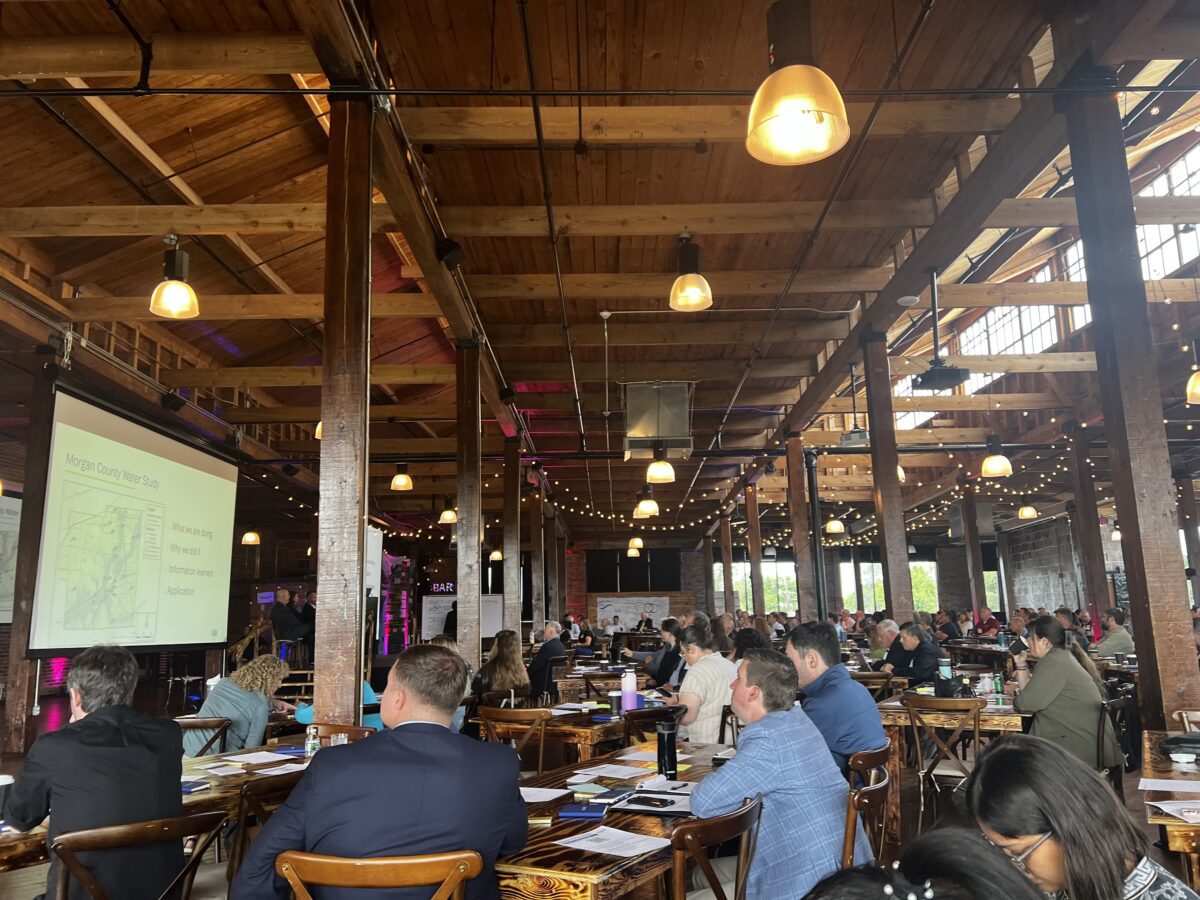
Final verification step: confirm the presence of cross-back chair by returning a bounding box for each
[842,745,891,868]
[479,706,553,776]
[175,717,231,757]
[275,849,482,900]
[669,796,762,900]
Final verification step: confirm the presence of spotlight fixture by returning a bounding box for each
[390,464,414,492]
[240,530,261,546]
[628,536,644,550]
[746,0,849,166]
[980,434,1013,478]
[669,233,713,312]
[148,234,200,319]
[435,236,466,269]
[314,420,323,440]
[489,549,503,562]
[627,547,641,558]
[824,516,845,535]
[160,391,186,412]
[1017,498,1038,520]
[646,446,676,484]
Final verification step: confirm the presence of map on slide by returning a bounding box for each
[51,478,164,638]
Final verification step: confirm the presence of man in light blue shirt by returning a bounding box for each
[691,649,870,900]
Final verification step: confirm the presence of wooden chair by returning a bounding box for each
[276,849,482,900]
[623,705,686,747]
[850,671,894,701]
[841,745,891,869]
[1098,694,1136,802]
[480,689,528,709]
[717,705,741,747]
[669,796,762,900]
[479,706,553,776]
[175,716,232,757]
[899,694,986,827]
[1174,709,1200,732]
[226,770,306,881]
[51,810,226,900]
[308,722,373,743]
[537,655,569,703]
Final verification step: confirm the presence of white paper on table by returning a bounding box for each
[1139,777,1200,793]
[257,762,309,775]
[201,764,251,777]
[224,751,296,765]
[566,773,598,784]
[636,777,694,794]
[520,787,572,803]
[557,702,601,711]
[550,707,579,716]
[193,761,230,770]
[1147,800,1200,823]
[553,825,672,858]
[619,751,692,763]
[574,764,651,780]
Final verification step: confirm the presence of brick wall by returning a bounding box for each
[565,549,586,617]
[936,546,971,611]
[680,551,707,607]
[823,550,842,612]
[1006,517,1085,611]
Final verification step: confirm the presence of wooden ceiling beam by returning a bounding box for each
[504,358,817,381]
[820,392,1061,413]
[489,320,848,347]
[66,293,441,322]
[935,278,1200,308]
[222,403,457,424]
[465,269,888,298]
[159,364,456,389]
[518,389,800,410]
[889,352,1096,375]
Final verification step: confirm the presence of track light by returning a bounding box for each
[980,435,1013,478]
[646,446,675,484]
[628,536,644,549]
[669,233,713,312]
[390,464,413,492]
[240,530,261,546]
[149,235,199,319]
[746,0,849,166]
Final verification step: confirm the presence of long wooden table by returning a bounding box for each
[877,692,1031,846]
[554,670,652,704]
[1143,730,1200,888]
[497,742,719,900]
[475,710,629,762]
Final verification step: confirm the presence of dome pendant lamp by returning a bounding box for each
[390,464,413,492]
[628,536,644,550]
[746,0,850,166]
[646,446,676,484]
[148,234,200,319]
[1187,340,1200,404]
[669,233,713,312]
[1017,497,1038,520]
[980,434,1013,478]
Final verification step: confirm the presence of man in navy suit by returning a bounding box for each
[231,644,527,899]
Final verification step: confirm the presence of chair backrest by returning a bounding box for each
[582,672,617,700]
[309,722,374,743]
[227,770,306,881]
[542,655,569,695]
[174,716,232,756]
[899,694,986,783]
[481,689,526,709]
[275,849,483,900]
[669,796,763,900]
[1174,709,1200,733]
[1098,694,1136,769]
[52,810,226,900]
[622,705,686,747]
[842,744,891,868]
[849,671,894,701]
[717,705,742,747]
[479,706,553,775]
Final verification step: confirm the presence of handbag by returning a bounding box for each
[934,673,975,698]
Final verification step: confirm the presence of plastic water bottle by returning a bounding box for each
[304,725,320,758]
[997,632,1008,649]
[993,673,1004,696]
[621,668,638,715]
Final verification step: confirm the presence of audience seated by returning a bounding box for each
[3,644,185,900]
[665,623,737,744]
[692,649,867,899]
[184,655,291,757]
[1094,607,1135,656]
[621,618,684,687]
[472,629,531,700]
[295,680,384,731]
[881,622,943,684]
[869,619,902,670]
[786,623,886,771]
[976,606,1003,637]
[231,645,527,900]
[733,627,773,662]
[934,608,962,642]
[527,621,566,700]
[966,734,1198,899]
[1055,607,1092,651]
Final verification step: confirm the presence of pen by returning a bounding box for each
[670,783,689,791]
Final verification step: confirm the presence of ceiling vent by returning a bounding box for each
[623,382,693,460]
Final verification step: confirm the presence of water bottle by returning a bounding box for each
[656,719,678,779]
[997,632,1008,649]
[993,673,1004,696]
[304,725,320,758]
[621,668,638,714]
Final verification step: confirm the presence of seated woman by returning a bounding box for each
[184,655,291,757]
[966,734,1198,899]
[621,617,684,688]
[472,629,531,702]
[1008,615,1119,769]
[573,617,598,657]
[732,627,772,663]
[665,623,738,745]
[295,680,384,732]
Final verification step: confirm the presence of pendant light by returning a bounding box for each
[634,486,659,519]
[240,530,261,546]
[1187,341,1200,404]
[646,446,676,484]
[746,0,850,166]
[390,464,413,492]
[896,464,906,484]
[1111,524,1122,542]
[148,234,200,319]
[628,536,644,550]
[824,516,845,535]
[980,434,1013,478]
[669,233,713,312]
[438,497,458,525]
[627,547,641,558]
[1017,498,1038,520]
[489,549,503,562]
[314,420,323,440]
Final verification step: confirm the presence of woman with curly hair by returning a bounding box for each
[184,654,291,756]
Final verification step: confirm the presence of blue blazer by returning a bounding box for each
[231,722,527,900]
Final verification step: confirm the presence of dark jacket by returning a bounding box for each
[231,723,527,900]
[893,640,944,684]
[653,643,683,687]
[271,600,309,642]
[527,636,566,699]
[935,618,962,641]
[3,705,184,900]
[799,664,888,771]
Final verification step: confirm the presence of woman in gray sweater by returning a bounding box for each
[183,655,291,757]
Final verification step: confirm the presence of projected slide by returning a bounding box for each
[0,495,20,624]
[29,393,237,652]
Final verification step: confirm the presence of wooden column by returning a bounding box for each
[314,98,372,726]
[719,513,736,615]
[1177,476,1200,606]
[502,438,522,630]
[996,530,1018,618]
[850,546,866,613]
[960,477,988,625]
[3,367,53,754]
[744,484,766,616]
[456,341,482,670]
[1066,424,1109,631]
[702,535,716,615]
[545,510,561,624]
[556,532,567,617]
[862,333,914,622]
[1063,71,1200,728]
[785,436,818,620]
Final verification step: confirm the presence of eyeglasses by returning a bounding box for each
[983,831,1053,876]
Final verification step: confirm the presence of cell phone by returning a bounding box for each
[624,796,673,808]
[1008,637,1029,656]
[655,686,674,697]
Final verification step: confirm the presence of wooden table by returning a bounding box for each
[877,692,1030,846]
[475,710,630,762]
[554,670,651,704]
[497,742,719,900]
[943,641,1011,674]
[1143,730,1200,887]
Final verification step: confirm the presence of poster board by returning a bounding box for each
[420,593,504,641]
[0,494,20,624]
[596,595,670,627]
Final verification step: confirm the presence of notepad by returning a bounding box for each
[1148,800,1200,823]
[201,765,250,777]
[574,764,649,780]
[258,762,309,775]
[619,751,692,763]
[553,825,672,857]
[1140,777,1200,793]
[520,787,572,803]
[224,751,296,765]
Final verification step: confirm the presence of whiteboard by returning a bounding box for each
[596,596,670,627]
[421,593,505,641]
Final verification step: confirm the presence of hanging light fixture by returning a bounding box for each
[390,464,413,492]
[489,549,503,562]
[438,497,458,525]
[1018,498,1038,520]
[240,530,261,546]
[636,485,660,518]
[628,536,644,550]
[980,434,1013,478]
[824,516,845,535]
[669,233,713,312]
[148,234,200,319]
[746,0,850,166]
[896,464,906,484]
[314,420,323,440]
[1187,341,1200,404]
[646,445,676,484]
[627,547,641,558]
[1111,525,1122,542]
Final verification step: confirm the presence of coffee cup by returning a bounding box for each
[0,774,13,816]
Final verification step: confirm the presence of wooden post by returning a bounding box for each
[502,438,522,630]
[530,491,545,626]
[996,530,1018,618]
[960,477,988,625]
[1062,70,1200,728]
[702,535,716,615]
[745,484,766,616]
[1066,423,1109,631]
[556,531,567,617]
[314,97,372,726]
[785,436,818,620]
[862,333,914,622]
[545,510,561,624]
[851,546,866,613]
[1177,476,1200,606]
[456,341,482,670]
[3,367,52,754]
[719,513,736,615]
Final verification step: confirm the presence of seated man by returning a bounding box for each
[869,618,903,671]
[935,609,962,642]
[3,644,184,900]
[232,645,526,899]
[692,649,871,900]
[882,623,944,684]
[1008,614,1029,639]
[527,620,566,700]
[271,587,312,645]
[1095,607,1136,656]
[976,607,1003,638]
[787,623,886,770]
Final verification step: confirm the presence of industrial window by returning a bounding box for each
[586,549,681,593]
[894,375,937,431]
[955,304,1059,395]
[1062,240,1091,330]
[1137,143,1200,281]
